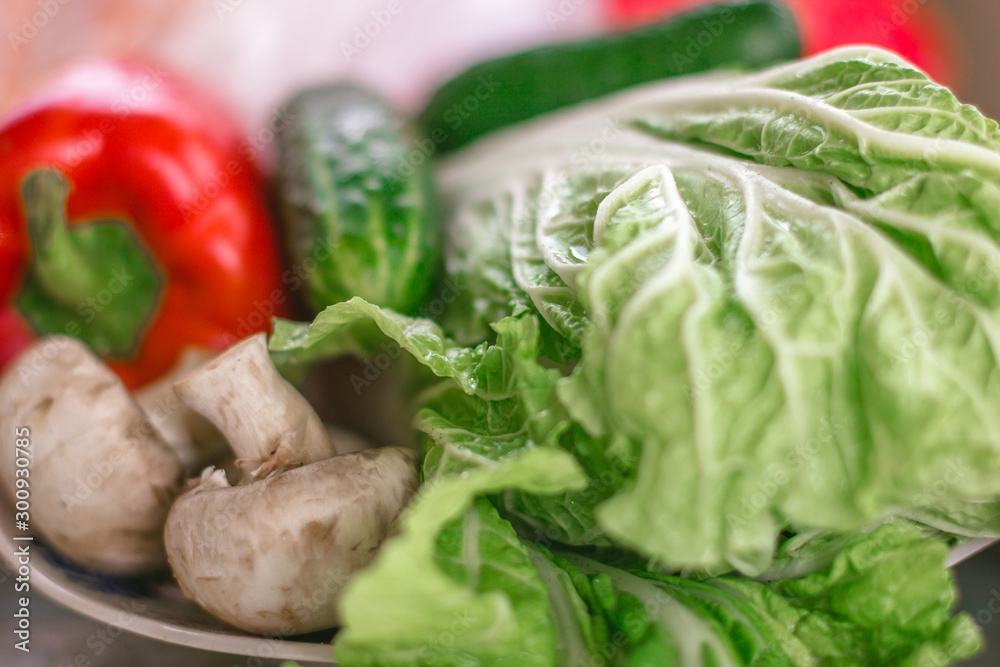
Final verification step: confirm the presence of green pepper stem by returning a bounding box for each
[22,169,106,305]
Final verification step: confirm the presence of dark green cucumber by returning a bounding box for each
[275,84,440,315]
[420,1,800,153]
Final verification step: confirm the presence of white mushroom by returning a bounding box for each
[0,337,184,575]
[164,447,417,634]
[135,347,228,474]
[165,332,419,634]
[172,333,337,481]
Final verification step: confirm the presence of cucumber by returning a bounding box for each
[419,1,800,153]
[275,84,440,315]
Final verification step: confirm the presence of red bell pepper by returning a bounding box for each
[0,60,289,389]
[605,0,959,88]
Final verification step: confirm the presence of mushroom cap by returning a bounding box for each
[0,337,185,575]
[164,446,418,635]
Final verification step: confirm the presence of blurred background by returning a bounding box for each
[3,0,1000,665]
[2,0,998,148]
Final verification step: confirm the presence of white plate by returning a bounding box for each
[945,537,998,568]
[0,492,337,664]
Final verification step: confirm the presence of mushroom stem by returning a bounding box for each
[173,333,336,481]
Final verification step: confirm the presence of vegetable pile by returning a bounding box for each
[1,3,997,665]
[271,44,1000,665]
